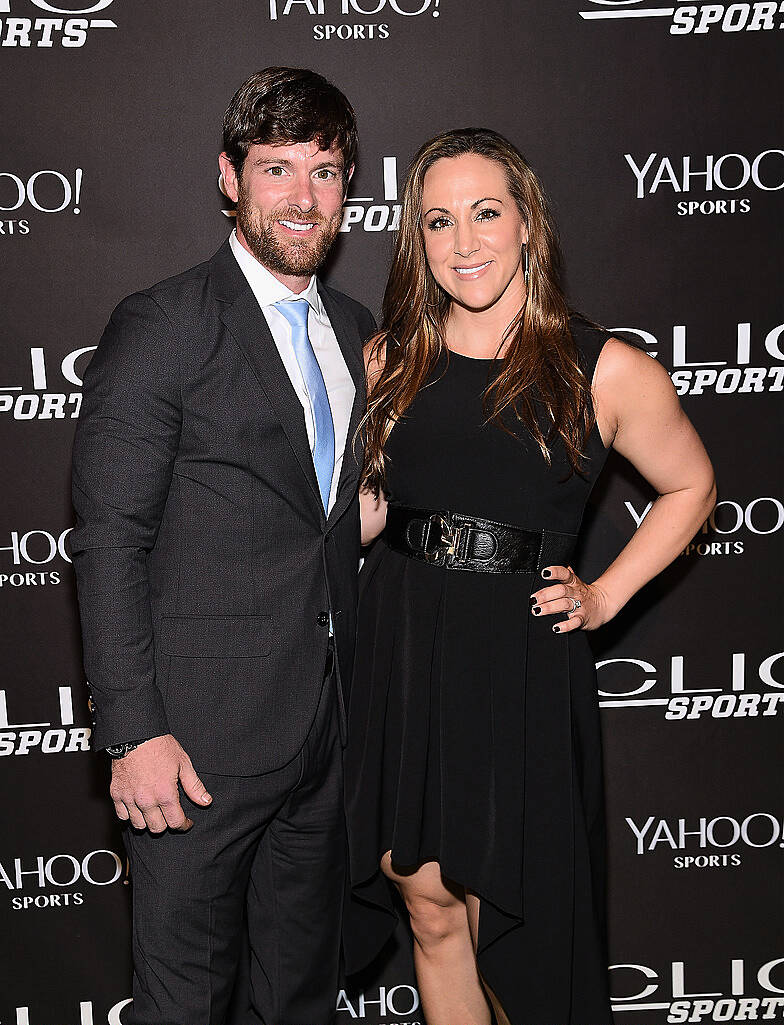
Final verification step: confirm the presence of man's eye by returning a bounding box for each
[315,169,336,180]
[266,166,286,176]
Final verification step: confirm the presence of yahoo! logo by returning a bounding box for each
[0,169,83,215]
[266,0,441,41]
[0,167,83,235]
[269,0,439,16]
[627,812,784,857]
[2,848,127,912]
[626,495,784,558]
[1,850,124,891]
[336,984,420,1019]
[623,149,783,217]
[626,151,784,198]
[0,528,72,589]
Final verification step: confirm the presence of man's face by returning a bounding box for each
[219,140,351,285]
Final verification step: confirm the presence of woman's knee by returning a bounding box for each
[379,855,468,949]
[405,892,466,950]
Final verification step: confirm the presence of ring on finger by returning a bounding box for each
[568,597,582,614]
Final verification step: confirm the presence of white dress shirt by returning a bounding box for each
[229,229,355,515]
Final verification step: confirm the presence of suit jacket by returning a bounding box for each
[71,239,375,775]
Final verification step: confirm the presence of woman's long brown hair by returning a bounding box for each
[360,127,595,495]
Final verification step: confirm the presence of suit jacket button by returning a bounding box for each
[317,612,330,626]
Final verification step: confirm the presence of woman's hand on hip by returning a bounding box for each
[529,565,611,633]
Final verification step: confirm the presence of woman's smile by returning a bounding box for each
[452,260,493,278]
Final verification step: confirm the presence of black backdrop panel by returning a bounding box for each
[1,2,781,1022]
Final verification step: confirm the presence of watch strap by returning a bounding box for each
[105,739,148,759]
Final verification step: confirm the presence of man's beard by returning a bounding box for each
[236,187,341,278]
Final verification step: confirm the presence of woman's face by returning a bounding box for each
[421,153,528,313]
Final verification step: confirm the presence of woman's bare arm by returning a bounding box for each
[360,487,388,545]
[360,337,388,546]
[532,339,716,630]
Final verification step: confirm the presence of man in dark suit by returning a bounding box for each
[70,68,375,1025]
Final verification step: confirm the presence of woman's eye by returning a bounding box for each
[477,208,500,221]
[427,217,451,231]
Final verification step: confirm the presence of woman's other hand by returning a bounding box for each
[530,565,611,633]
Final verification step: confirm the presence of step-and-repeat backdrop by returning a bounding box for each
[1,2,782,1023]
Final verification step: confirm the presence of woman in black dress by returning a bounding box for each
[343,128,715,1025]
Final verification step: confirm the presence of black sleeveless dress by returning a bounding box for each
[343,317,615,1025]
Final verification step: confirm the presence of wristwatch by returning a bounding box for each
[105,739,148,759]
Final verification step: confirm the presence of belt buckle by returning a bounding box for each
[424,513,462,565]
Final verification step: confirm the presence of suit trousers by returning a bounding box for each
[122,653,344,1025]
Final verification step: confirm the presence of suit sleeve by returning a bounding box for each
[70,292,182,750]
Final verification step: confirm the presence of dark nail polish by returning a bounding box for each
[552,624,560,633]
[541,568,551,578]
[532,605,541,615]
[529,596,537,606]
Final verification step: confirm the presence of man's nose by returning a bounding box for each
[289,173,316,213]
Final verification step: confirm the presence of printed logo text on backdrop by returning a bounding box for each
[2,848,126,911]
[1,343,93,422]
[0,0,115,47]
[625,494,783,558]
[0,167,83,237]
[611,322,784,397]
[266,0,441,41]
[10,1000,132,1025]
[596,650,784,719]
[0,683,90,756]
[337,984,421,1020]
[624,149,784,217]
[610,956,784,1022]
[0,527,72,589]
[578,0,784,36]
[626,811,784,869]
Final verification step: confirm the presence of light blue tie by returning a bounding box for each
[274,299,335,513]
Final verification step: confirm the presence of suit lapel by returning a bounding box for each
[319,284,367,531]
[216,263,324,513]
[210,240,367,527]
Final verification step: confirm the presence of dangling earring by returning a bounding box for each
[523,243,530,288]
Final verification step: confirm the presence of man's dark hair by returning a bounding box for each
[223,67,357,185]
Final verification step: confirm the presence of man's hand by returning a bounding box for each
[109,734,212,833]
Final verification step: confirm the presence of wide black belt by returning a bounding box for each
[385,504,576,574]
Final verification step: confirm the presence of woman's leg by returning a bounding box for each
[465,891,481,952]
[380,852,492,1025]
[466,892,512,1025]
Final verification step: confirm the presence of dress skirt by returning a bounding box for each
[343,538,614,1024]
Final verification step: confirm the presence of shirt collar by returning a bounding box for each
[229,229,325,319]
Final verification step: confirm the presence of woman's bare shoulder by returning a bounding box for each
[594,336,675,399]
[591,337,678,447]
